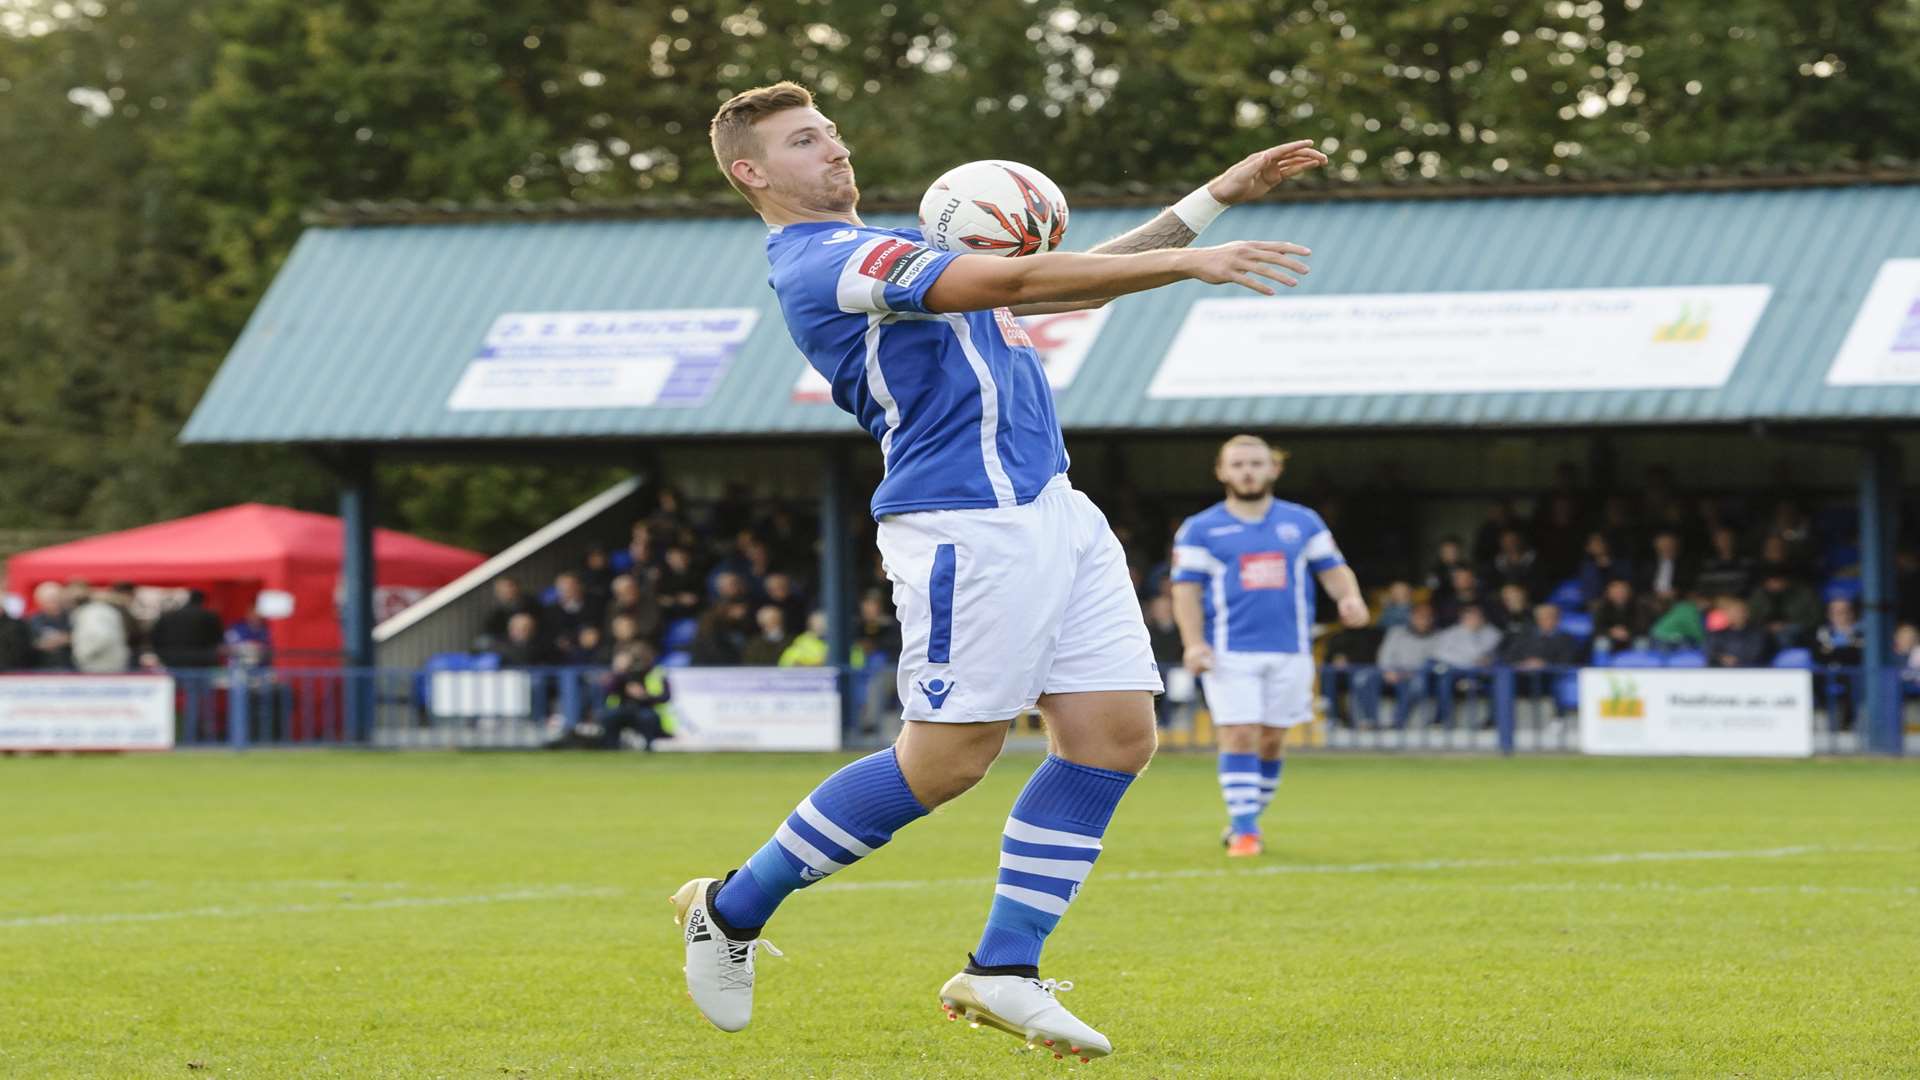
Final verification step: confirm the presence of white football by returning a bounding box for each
[918,159,1069,257]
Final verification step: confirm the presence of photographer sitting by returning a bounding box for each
[563,643,676,751]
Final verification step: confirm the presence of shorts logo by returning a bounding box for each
[1239,552,1289,590]
[919,677,956,710]
[1276,523,1302,543]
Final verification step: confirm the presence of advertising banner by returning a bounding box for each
[448,309,759,411]
[1147,285,1771,398]
[660,667,842,751]
[0,675,176,751]
[1578,668,1813,757]
[1825,259,1920,385]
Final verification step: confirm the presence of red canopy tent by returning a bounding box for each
[5,503,485,660]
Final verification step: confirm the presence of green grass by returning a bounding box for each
[2,751,1916,1079]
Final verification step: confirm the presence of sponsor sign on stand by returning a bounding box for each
[448,309,759,411]
[659,667,842,751]
[1578,668,1813,757]
[0,675,176,751]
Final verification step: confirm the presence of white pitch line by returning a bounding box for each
[0,884,620,930]
[814,844,1894,894]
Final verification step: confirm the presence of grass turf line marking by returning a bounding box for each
[815,844,1893,894]
[0,884,619,930]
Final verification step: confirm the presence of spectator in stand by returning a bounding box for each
[0,603,31,670]
[855,589,904,736]
[1489,528,1539,594]
[482,578,538,644]
[1707,597,1771,668]
[1747,564,1821,650]
[1639,530,1693,608]
[584,643,674,751]
[1434,566,1496,628]
[580,547,615,597]
[1576,531,1633,605]
[607,613,645,659]
[1599,494,1640,558]
[1377,580,1415,631]
[149,590,227,669]
[1650,589,1709,651]
[1895,624,1920,693]
[69,585,130,673]
[779,612,831,667]
[1322,611,1384,728]
[762,572,809,635]
[1492,583,1531,633]
[1501,603,1585,711]
[1374,602,1440,727]
[1471,502,1517,569]
[1592,577,1649,656]
[28,581,73,670]
[1814,599,1864,668]
[741,605,793,666]
[1765,499,1815,571]
[1425,536,1472,608]
[545,570,605,643]
[691,596,754,666]
[1432,604,1501,682]
[616,521,656,577]
[224,610,274,667]
[656,545,705,625]
[567,624,611,667]
[604,573,662,646]
[108,583,144,657]
[496,611,555,668]
[1695,526,1755,600]
[1532,495,1586,585]
[756,506,811,576]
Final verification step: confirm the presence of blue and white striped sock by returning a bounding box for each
[1257,757,1284,815]
[711,747,927,931]
[1219,751,1262,836]
[972,755,1135,971]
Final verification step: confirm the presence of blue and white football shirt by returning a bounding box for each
[1171,500,1345,654]
[767,221,1071,518]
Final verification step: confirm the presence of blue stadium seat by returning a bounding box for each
[1823,578,1863,603]
[1553,672,1581,713]
[1663,650,1708,668]
[1549,578,1585,609]
[1772,648,1814,669]
[1823,543,1861,576]
[663,617,699,650]
[661,650,694,668]
[1558,611,1594,638]
[609,549,635,572]
[1607,649,1665,669]
[540,585,559,605]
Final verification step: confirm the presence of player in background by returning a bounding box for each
[672,81,1326,1061]
[1172,436,1369,857]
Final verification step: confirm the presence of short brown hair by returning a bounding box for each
[709,81,815,204]
[1215,433,1290,471]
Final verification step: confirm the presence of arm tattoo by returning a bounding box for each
[1085,208,1198,256]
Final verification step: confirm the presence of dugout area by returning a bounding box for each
[179,167,1920,748]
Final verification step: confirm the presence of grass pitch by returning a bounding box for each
[2,750,1915,1078]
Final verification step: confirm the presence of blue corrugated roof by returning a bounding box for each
[181,178,1920,446]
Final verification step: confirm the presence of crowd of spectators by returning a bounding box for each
[0,581,268,674]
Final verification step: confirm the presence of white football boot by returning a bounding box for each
[938,971,1112,1062]
[671,877,781,1032]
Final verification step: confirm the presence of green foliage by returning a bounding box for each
[2,0,1915,546]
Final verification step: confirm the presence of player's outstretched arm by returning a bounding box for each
[923,241,1310,313]
[1318,565,1371,629]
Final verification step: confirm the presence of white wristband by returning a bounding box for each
[1171,185,1228,234]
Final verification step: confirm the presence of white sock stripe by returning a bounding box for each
[1218,772,1264,785]
[994,883,1071,916]
[1227,803,1263,814]
[794,798,875,859]
[998,852,1095,884]
[1003,816,1103,851]
[775,823,849,876]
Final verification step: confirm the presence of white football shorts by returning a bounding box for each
[878,475,1163,724]
[1201,651,1316,728]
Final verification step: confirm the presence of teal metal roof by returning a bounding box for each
[181,177,1920,446]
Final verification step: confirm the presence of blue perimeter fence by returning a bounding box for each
[126,662,1914,755]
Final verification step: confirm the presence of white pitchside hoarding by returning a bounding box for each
[1578,668,1814,758]
[1146,285,1772,398]
[659,667,842,752]
[0,675,176,751]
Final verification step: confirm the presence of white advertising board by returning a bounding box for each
[791,306,1111,402]
[0,675,176,751]
[1578,668,1813,758]
[1824,259,1920,385]
[448,309,759,411]
[660,667,842,751]
[1147,285,1772,398]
